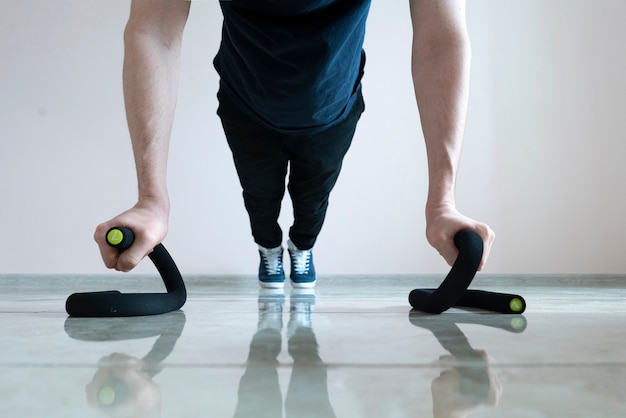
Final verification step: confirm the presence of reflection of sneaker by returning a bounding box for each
[287,289,316,338]
[250,291,283,360]
[258,245,285,289]
[257,289,285,331]
[287,240,316,288]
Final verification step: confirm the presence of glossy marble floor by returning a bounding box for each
[1,274,626,417]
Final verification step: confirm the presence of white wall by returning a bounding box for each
[1,0,625,275]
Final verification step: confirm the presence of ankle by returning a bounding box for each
[287,239,313,253]
[259,244,283,254]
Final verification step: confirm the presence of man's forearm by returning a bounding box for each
[123,24,183,209]
[411,32,471,216]
[408,0,493,268]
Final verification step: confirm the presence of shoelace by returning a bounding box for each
[290,250,310,274]
[262,253,283,275]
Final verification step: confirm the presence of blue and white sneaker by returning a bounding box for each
[287,240,316,288]
[258,245,285,289]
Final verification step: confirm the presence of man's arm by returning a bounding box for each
[409,0,494,270]
[95,0,191,272]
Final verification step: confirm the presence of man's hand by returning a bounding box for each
[94,198,169,272]
[86,353,161,416]
[426,203,495,271]
[431,351,502,417]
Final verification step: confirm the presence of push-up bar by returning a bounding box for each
[66,227,186,317]
[409,230,526,314]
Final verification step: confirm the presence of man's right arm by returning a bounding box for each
[408,0,495,270]
[95,0,191,272]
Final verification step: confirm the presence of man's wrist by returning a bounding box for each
[425,197,455,218]
[136,193,170,216]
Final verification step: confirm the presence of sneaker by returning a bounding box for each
[258,245,285,289]
[287,240,316,288]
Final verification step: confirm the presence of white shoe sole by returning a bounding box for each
[259,280,285,289]
[291,281,316,289]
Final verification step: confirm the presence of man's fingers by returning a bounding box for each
[94,221,153,271]
[442,246,459,268]
[94,199,169,271]
[94,223,120,269]
[116,244,153,272]
[475,225,495,271]
[425,203,495,271]
[434,225,494,270]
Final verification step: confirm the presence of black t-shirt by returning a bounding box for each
[214,0,371,133]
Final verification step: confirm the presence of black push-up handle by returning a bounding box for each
[65,227,186,317]
[456,289,526,314]
[409,230,526,314]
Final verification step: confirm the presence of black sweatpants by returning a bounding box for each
[218,87,365,250]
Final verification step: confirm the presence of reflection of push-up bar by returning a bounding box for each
[66,227,187,317]
[409,230,526,314]
[65,311,186,408]
[409,312,526,404]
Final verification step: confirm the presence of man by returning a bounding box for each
[95,0,495,289]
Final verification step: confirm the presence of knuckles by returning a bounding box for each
[117,258,137,272]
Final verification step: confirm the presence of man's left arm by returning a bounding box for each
[409,0,494,270]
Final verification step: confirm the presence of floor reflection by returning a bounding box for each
[64,311,186,417]
[409,312,527,418]
[234,289,335,418]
